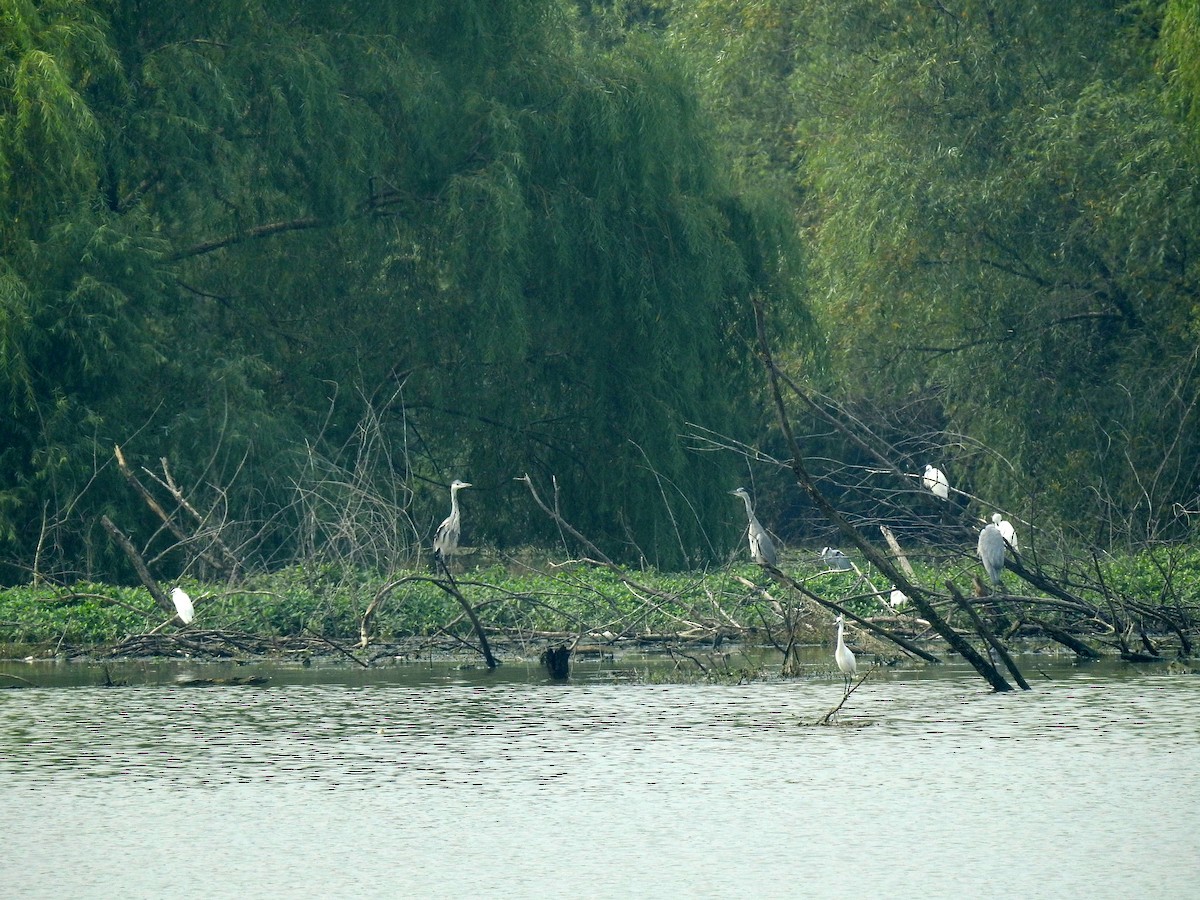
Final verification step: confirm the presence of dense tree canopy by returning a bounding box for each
[664,0,1200,545]
[0,0,803,581]
[4,0,1199,585]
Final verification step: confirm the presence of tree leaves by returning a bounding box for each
[0,0,807,579]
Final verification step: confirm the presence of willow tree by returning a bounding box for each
[666,0,1200,543]
[0,0,804,580]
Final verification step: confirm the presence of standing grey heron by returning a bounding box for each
[834,614,857,693]
[171,586,195,624]
[433,479,472,569]
[992,512,1019,551]
[730,487,778,567]
[978,522,1006,587]
[923,464,949,500]
[820,546,852,571]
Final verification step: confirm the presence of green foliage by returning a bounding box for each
[1161,0,1200,149]
[0,582,147,644]
[1099,545,1200,610]
[0,0,808,581]
[666,0,1200,543]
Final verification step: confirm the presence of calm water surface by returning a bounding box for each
[2,653,1198,898]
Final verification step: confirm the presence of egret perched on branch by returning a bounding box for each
[433,479,472,570]
[992,512,1019,551]
[923,464,949,500]
[820,546,852,571]
[978,523,1006,587]
[171,587,194,625]
[730,487,778,567]
[834,615,857,694]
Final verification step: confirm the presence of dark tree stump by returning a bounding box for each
[541,644,571,680]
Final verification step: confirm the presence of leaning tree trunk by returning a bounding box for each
[751,297,1022,692]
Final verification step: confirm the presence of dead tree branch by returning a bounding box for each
[99,515,174,617]
[752,295,1015,691]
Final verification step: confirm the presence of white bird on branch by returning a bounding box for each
[992,512,1019,551]
[923,464,949,500]
[171,587,195,625]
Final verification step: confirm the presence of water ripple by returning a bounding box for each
[2,662,1198,897]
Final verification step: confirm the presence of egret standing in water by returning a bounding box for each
[834,614,857,694]
[433,479,472,570]
[923,464,950,500]
[992,512,1019,551]
[978,522,1006,587]
[171,587,195,625]
[730,487,778,567]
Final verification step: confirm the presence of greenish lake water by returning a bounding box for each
[2,651,1198,898]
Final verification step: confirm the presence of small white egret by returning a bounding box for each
[923,464,949,500]
[433,479,472,568]
[834,614,857,694]
[888,587,908,609]
[820,546,852,571]
[992,512,1019,551]
[977,523,1006,587]
[171,587,195,625]
[730,487,778,567]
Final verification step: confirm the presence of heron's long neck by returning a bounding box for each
[741,495,756,520]
[449,487,461,517]
[837,619,844,645]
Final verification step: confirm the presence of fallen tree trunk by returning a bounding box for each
[947,582,1030,691]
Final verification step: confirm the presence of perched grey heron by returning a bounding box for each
[923,464,949,500]
[729,487,778,567]
[820,546,852,571]
[978,522,1006,587]
[834,614,857,693]
[433,479,472,569]
[171,587,195,625]
[992,512,1019,551]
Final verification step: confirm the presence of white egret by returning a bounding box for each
[171,587,195,625]
[433,479,472,569]
[820,546,852,571]
[888,587,908,609]
[977,523,1006,587]
[923,464,949,500]
[730,488,778,566]
[834,614,857,693]
[992,512,1019,551]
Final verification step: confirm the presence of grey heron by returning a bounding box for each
[820,546,852,571]
[978,522,1006,587]
[834,614,857,693]
[171,587,195,625]
[923,464,949,500]
[992,512,1018,551]
[433,479,472,569]
[729,487,778,567]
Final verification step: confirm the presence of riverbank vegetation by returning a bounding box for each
[4,541,1197,674]
[4,2,1200,684]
